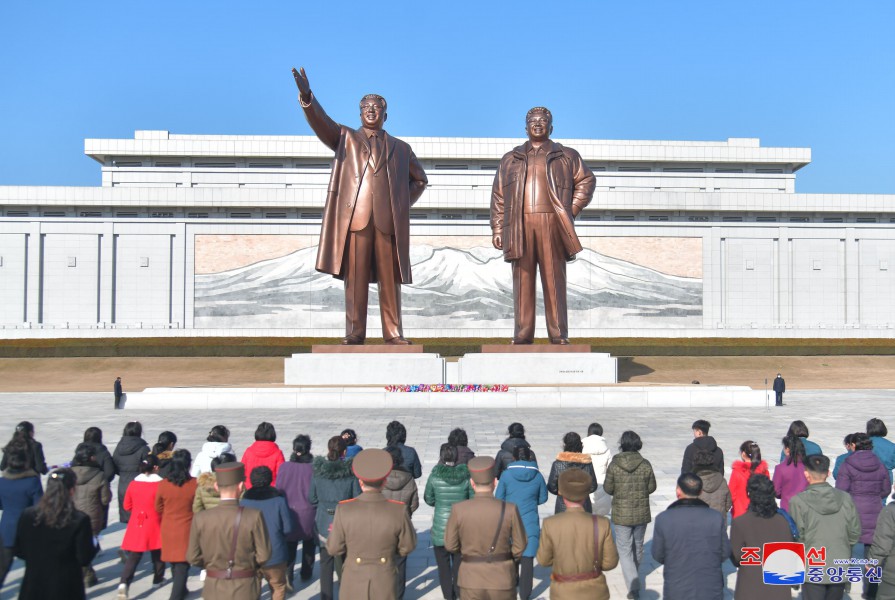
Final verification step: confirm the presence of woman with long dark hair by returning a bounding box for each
[277,434,317,589]
[118,454,164,599]
[729,440,769,518]
[310,436,360,600]
[112,421,150,523]
[385,421,422,479]
[730,475,794,599]
[0,444,42,587]
[772,435,808,511]
[1,421,47,475]
[14,468,98,599]
[153,431,178,478]
[154,449,197,600]
[546,432,598,514]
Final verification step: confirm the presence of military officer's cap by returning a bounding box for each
[558,468,591,503]
[352,448,393,484]
[468,456,496,485]
[214,461,246,487]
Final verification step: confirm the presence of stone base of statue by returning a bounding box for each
[454,345,617,385]
[284,345,444,385]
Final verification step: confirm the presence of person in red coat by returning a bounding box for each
[729,440,770,518]
[118,455,164,599]
[155,449,198,600]
[242,422,285,489]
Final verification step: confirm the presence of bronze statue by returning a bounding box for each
[490,107,595,344]
[292,67,427,345]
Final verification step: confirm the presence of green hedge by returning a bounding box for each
[1,337,894,358]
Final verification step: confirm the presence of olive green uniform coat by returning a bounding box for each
[325,489,417,600]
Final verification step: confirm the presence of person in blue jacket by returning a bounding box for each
[0,444,43,586]
[868,418,895,485]
[779,420,822,462]
[495,445,547,600]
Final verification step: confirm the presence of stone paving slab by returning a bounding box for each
[1,389,893,599]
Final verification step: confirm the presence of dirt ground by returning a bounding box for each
[0,355,892,392]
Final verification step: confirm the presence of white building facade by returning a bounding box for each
[0,131,893,339]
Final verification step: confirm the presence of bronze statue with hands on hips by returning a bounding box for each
[292,67,427,345]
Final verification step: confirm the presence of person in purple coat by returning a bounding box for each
[836,432,890,600]
[276,434,317,590]
[772,435,808,511]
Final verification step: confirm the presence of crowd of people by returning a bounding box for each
[1,416,895,599]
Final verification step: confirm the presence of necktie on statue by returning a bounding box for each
[370,132,383,173]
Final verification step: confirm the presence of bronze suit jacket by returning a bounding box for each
[537,507,619,600]
[443,492,527,591]
[301,96,428,283]
[490,140,595,262]
[186,500,272,600]
[326,490,417,600]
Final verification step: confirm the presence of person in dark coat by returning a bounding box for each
[276,434,316,588]
[82,427,117,485]
[652,472,730,600]
[309,436,361,600]
[546,432,598,514]
[114,376,123,409]
[70,443,111,588]
[240,466,293,600]
[424,444,473,600]
[773,372,785,406]
[680,419,724,474]
[448,428,475,465]
[730,474,794,600]
[495,422,537,479]
[382,446,419,600]
[0,444,42,587]
[835,432,890,600]
[14,468,98,600]
[385,421,422,479]
[112,421,150,523]
[1,421,48,475]
[496,445,547,600]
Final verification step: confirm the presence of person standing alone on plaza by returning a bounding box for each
[114,376,123,409]
[773,372,785,406]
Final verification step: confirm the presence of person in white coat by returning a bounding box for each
[190,426,233,477]
[582,422,612,516]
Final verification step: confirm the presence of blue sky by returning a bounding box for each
[1,1,892,193]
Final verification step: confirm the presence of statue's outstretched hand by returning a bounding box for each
[292,67,311,98]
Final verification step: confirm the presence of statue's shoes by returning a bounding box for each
[510,338,533,345]
[550,338,570,345]
[385,337,413,345]
[341,336,365,345]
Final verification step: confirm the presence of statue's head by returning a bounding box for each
[525,106,553,142]
[359,94,387,130]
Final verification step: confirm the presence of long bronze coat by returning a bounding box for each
[443,492,527,593]
[537,507,619,600]
[490,140,595,261]
[301,96,428,283]
[325,490,417,600]
[187,499,272,600]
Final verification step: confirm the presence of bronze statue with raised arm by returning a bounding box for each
[292,67,427,345]
[491,107,595,344]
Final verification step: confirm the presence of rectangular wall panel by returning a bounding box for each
[859,239,895,325]
[114,234,173,325]
[0,234,27,324]
[791,238,845,326]
[723,238,775,325]
[42,234,100,325]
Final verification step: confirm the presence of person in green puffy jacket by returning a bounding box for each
[424,444,473,600]
[602,430,656,600]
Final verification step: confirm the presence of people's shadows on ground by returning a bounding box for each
[617,357,655,382]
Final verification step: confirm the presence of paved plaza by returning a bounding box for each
[1,389,892,599]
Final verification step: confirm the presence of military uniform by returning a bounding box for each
[325,449,417,600]
[537,468,619,600]
[443,457,527,600]
[186,463,272,600]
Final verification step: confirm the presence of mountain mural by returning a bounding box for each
[194,243,702,330]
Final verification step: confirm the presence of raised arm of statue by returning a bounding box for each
[292,66,341,151]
